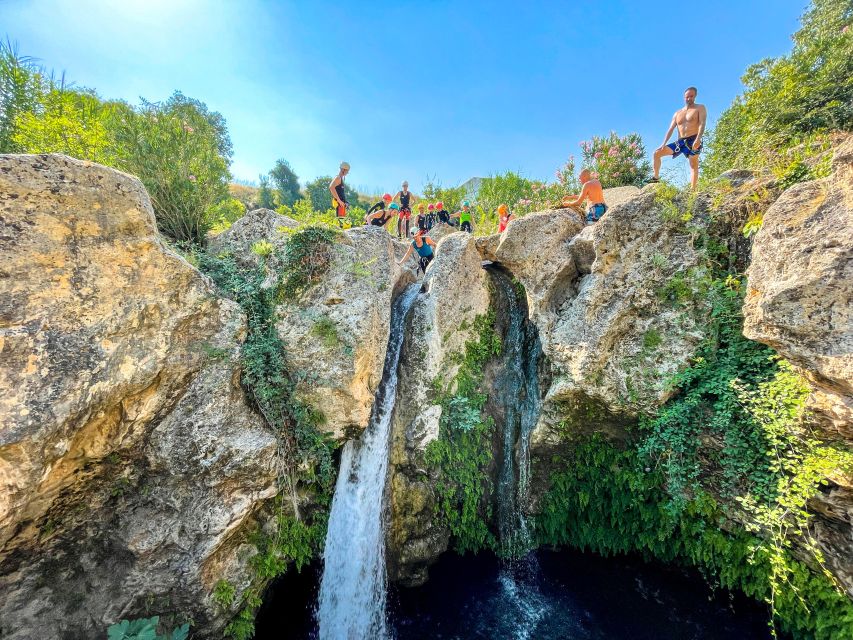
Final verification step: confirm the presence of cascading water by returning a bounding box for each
[487,267,548,639]
[488,267,543,558]
[317,284,421,640]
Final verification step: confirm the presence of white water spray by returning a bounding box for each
[317,284,420,640]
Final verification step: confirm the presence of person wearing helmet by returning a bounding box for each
[436,201,450,224]
[366,201,398,228]
[451,200,475,233]
[394,181,416,240]
[367,193,393,216]
[426,204,436,231]
[415,203,428,233]
[397,228,437,275]
[497,204,513,233]
[328,162,350,227]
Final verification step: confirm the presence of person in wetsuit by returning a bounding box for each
[365,201,398,229]
[328,162,350,227]
[414,203,427,234]
[436,201,450,224]
[397,228,437,275]
[394,181,415,240]
[425,204,436,230]
[367,193,393,217]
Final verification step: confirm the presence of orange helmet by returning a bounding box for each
[418,203,426,211]
[497,204,509,216]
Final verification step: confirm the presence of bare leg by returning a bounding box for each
[688,154,700,189]
[653,146,674,178]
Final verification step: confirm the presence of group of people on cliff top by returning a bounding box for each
[328,87,706,272]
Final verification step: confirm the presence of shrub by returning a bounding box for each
[579,131,651,187]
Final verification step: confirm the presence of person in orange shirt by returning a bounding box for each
[564,169,607,223]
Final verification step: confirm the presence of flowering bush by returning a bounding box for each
[579,132,650,187]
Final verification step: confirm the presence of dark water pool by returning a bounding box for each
[254,549,774,639]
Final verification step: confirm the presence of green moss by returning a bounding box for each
[642,328,662,351]
[311,317,342,350]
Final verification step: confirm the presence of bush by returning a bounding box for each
[1,44,234,246]
[111,92,232,244]
[579,131,651,187]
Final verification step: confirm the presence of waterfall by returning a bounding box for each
[317,283,421,640]
[488,268,543,558]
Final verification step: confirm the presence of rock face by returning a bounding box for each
[275,226,414,440]
[387,232,491,585]
[206,207,300,271]
[743,138,853,438]
[742,138,853,594]
[0,155,276,639]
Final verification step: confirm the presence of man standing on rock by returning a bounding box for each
[328,162,350,227]
[648,87,707,188]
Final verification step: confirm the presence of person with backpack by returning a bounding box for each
[397,228,437,275]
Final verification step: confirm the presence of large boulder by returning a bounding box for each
[387,233,491,585]
[0,154,276,639]
[275,225,414,440]
[206,207,299,271]
[743,137,853,437]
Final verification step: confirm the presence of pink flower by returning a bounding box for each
[188,175,197,182]
[594,152,602,159]
[608,147,618,156]
[842,25,849,34]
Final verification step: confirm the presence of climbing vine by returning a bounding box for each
[424,311,502,553]
[198,237,337,638]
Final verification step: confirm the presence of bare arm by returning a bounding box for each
[397,246,414,265]
[658,113,678,149]
[565,183,591,207]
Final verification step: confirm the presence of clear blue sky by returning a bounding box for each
[3,0,805,193]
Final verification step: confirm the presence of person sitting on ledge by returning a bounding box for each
[564,169,607,224]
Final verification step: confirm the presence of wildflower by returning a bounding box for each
[183,124,194,133]
[188,175,197,182]
[594,152,602,159]
[843,25,849,34]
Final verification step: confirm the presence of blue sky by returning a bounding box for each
[3,0,805,193]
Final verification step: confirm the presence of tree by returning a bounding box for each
[111,91,233,244]
[704,0,853,179]
[258,174,276,209]
[269,158,301,206]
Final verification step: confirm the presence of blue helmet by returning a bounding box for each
[389,202,400,211]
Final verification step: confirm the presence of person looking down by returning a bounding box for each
[366,201,398,228]
[397,228,436,275]
[497,204,513,232]
[394,181,415,239]
[451,200,475,232]
[367,193,393,216]
[564,169,607,224]
[328,162,350,227]
[648,86,708,189]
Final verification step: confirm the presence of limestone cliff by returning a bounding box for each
[0,155,276,639]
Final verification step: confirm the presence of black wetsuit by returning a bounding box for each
[370,210,393,227]
[334,178,347,217]
[398,192,412,238]
[437,209,450,224]
[416,213,427,232]
[400,191,411,209]
[367,201,385,215]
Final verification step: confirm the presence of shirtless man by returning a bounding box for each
[564,169,607,223]
[649,87,708,188]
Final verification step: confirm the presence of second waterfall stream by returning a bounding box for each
[317,283,421,640]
